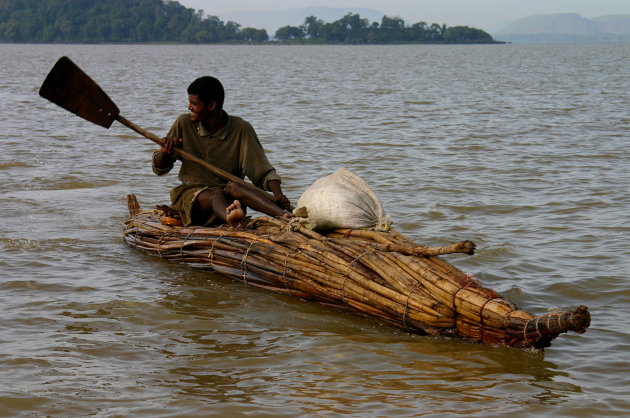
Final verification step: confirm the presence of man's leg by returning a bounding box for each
[224,182,290,219]
[195,188,245,226]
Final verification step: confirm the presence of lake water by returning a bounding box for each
[1,43,629,417]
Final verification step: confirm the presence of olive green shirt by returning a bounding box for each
[153,112,281,190]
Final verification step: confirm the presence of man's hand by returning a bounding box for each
[267,179,291,211]
[160,137,183,154]
[153,137,182,169]
[274,193,291,211]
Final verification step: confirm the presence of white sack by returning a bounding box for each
[294,168,391,231]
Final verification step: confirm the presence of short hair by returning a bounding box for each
[187,76,225,109]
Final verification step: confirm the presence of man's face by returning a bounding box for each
[188,94,214,121]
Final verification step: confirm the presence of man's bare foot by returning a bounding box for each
[226,200,245,226]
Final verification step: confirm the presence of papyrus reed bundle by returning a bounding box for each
[124,195,590,349]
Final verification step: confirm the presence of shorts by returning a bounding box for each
[170,184,222,227]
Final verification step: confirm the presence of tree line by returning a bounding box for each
[277,15,497,44]
[0,0,498,44]
[0,0,268,43]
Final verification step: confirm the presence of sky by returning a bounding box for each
[175,0,630,31]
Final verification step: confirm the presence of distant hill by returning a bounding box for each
[594,15,630,34]
[493,13,630,43]
[219,6,385,38]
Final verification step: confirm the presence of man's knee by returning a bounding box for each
[224,181,247,199]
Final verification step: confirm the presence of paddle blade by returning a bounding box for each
[39,56,119,129]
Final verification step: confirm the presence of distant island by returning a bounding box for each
[493,13,630,43]
[0,0,501,44]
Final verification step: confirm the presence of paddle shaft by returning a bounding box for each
[116,115,278,202]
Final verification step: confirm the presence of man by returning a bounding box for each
[153,76,291,227]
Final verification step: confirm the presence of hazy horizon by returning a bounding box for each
[176,0,630,32]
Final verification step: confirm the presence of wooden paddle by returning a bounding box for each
[39,56,282,205]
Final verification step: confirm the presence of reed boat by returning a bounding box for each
[123,195,590,349]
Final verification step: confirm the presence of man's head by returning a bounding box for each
[187,76,224,122]
[187,76,225,109]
